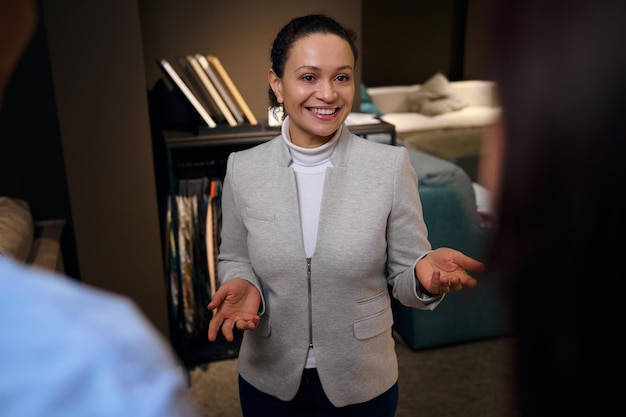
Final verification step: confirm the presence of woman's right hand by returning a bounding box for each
[207,278,261,342]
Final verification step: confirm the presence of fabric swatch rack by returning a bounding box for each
[166,176,221,339]
[159,131,276,375]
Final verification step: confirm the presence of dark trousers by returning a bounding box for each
[238,368,398,417]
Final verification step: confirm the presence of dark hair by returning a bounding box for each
[268,14,358,109]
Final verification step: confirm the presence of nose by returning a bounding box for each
[318,80,337,101]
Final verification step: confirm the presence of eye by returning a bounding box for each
[302,75,316,82]
[335,74,351,82]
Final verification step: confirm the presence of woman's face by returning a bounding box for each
[269,33,355,148]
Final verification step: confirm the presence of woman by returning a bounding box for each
[208,14,483,416]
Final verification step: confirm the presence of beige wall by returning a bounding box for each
[361,0,489,87]
[41,0,169,333]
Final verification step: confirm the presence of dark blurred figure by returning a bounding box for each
[480,0,626,416]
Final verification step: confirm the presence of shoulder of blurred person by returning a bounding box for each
[0,1,199,415]
[0,257,200,417]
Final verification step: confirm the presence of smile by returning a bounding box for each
[308,107,338,115]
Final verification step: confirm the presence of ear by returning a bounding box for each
[268,69,283,104]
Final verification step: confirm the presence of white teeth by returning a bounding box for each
[310,108,336,115]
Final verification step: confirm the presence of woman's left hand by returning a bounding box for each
[415,247,484,295]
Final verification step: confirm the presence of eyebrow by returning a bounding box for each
[295,65,354,72]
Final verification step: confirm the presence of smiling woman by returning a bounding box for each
[267,16,358,148]
[268,33,355,146]
[206,14,485,417]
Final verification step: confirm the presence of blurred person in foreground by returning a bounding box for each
[0,1,199,415]
[480,0,626,415]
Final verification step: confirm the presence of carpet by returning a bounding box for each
[188,334,518,417]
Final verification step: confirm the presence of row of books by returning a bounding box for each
[158,54,258,129]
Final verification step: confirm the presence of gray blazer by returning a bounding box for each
[218,125,438,407]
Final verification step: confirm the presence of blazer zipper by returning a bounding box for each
[307,257,313,349]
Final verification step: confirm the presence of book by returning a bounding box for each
[206,55,258,125]
[174,56,226,125]
[186,55,238,127]
[157,58,216,128]
[195,54,245,124]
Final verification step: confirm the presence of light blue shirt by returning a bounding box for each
[0,257,200,417]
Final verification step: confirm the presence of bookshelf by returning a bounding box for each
[155,121,396,375]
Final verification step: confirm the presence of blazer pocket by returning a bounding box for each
[245,207,275,223]
[353,291,393,340]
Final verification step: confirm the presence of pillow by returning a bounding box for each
[360,83,383,116]
[0,197,34,263]
[407,72,467,116]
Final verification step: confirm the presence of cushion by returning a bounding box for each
[407,72,467,116]
[0,197,34,263]
[360,83,383,116]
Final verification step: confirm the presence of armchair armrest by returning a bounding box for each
[449,80,500,108]
[419,185,490,259]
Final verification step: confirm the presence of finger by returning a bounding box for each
[207,313,224,342]
[451,279,463,292]
[236,316,260,331]
[462,275,478,289]
[221,318,235,342]
[449,273,478,290]
[443,274,470,292]
[456,254,485,272]
[428,270,442,294]
[236,320,255,331]
[207,288,226,311]
[451,276,465,291]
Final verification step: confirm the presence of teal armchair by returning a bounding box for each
[391,149,512,350]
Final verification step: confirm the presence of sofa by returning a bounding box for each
[394,148,512,350]
[0,197,65,273]
[363,73,501,179]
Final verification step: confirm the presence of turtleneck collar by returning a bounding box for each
[281,116,341,167]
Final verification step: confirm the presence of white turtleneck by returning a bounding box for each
[281,118,340,258]
[281,117,340,369]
